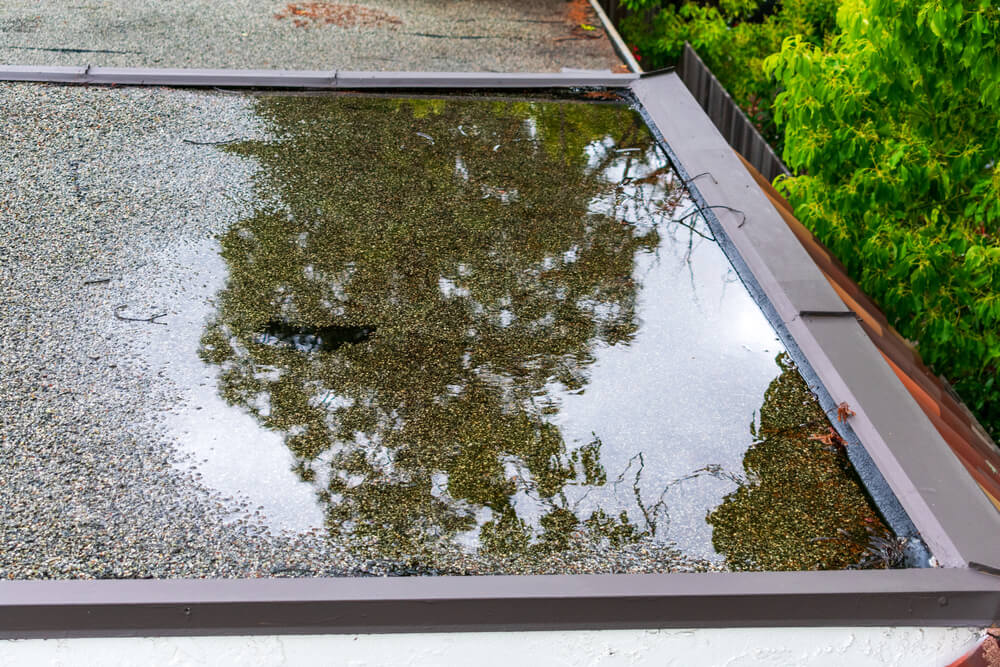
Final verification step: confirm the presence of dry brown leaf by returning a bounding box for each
[562,0,603,39]
[808,431,835,446]
[809,427,846,450]
[582,90,622,101]
[837,401,856,422]
[565,0,593,26]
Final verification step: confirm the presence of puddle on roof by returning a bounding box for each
[185,95,895,573]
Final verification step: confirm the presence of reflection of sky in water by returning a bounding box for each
[549,185,780,561]
[170,98,791,565]
[146,242,326,534]
[471,143,784,562]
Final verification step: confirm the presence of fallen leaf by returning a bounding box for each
[808,431,834,446]
[837,401,856,422]
[809,426,846,450]
[565,0,592,25]
[582,90,622,101]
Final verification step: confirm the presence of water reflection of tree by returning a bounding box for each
[707,354,894,571]
[199,96,700,571]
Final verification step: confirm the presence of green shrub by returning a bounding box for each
[618,0,1000,439]
[765,0,1000,437]
[617,0,839,146]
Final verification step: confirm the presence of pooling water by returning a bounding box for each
[184,95,893,573]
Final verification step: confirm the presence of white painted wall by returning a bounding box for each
[0,627,982,666]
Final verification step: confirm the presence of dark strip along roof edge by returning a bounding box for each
[1,569,998,637]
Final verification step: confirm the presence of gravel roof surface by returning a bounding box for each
[0,0,624,72]
[0,83,713,579]
[0,82,343,579]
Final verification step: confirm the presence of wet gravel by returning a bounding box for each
[0,83,708,579]
[0,82,342,579]
[0,0,623,72]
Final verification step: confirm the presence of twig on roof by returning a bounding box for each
[114,304,167,325]
[182,138,243,146]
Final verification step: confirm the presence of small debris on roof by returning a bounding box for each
[809,427,846,451]
[274,2,402,29]
[582,90,622,101]
[559,0,604,41]
[565,0,596,27]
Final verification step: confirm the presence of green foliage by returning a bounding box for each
[616,0,1000,437]
[616,0,839,145]
[766,0,1000,436]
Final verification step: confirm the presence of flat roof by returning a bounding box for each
[0,69,997,635]
[0,83,903,578]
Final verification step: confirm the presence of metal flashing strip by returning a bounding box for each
[1,569,998,638]
[0,66,638,88]
[335,71,636,88]
[630,72,1000,569]
[0,64,90,82]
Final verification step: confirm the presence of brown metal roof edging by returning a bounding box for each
[0,66,638,88]
[629,72,1000,570]
[0,69,996,639]
[0,569,998,638]
[628,82,927,565]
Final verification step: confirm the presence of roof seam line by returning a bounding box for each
[970,561,1000,577]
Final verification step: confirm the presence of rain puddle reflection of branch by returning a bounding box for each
[612,454,751,536]
[610,159,709,294]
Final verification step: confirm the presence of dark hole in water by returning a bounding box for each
[260,321,376,352]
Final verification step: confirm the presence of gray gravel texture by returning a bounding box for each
[0,82,342,579]
[0,0,624,72]
[0,83,708,579]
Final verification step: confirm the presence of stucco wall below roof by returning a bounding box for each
[0,627,983,666]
